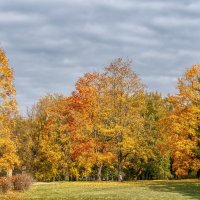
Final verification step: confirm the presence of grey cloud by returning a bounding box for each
[1,0,200,113]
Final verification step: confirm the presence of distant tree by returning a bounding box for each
[13,115,34,174]
[26,94,63,181]
[142,92,171,180]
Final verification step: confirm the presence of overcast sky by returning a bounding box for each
[1,0,200,113]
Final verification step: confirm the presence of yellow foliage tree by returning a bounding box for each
[0,48,19,176]
[166,65,200,176]
[100,59,145,181]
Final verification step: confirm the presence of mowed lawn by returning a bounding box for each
[1,179,200,200]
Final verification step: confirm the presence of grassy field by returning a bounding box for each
[0,179,200,200]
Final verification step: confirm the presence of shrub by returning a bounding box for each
[0,177,13,193]
[13,174,32,191]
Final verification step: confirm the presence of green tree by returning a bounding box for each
[142,92,171,179]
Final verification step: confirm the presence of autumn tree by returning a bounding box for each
[26,94,64,181]
[166,65,200,176]
[44,95,83,181]
[99,58,145,181]
[31,91,95,181]
[13,115,33,174]
[0,48,18,176]
[10,57,200,181]
[71,72,115,181]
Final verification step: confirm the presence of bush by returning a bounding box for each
[12,174,32,191]
[0,177,13,193]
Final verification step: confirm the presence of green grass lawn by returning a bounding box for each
[1,179,200,200]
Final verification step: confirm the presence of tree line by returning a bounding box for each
[0,48,200,181]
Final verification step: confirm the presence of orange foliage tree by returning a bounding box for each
[42,59,145,181]
[166,65,200,176]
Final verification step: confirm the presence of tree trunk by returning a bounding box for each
[64,168,69,181]
[7,169,13,177]
[118,150,123,181]
[136,168,142,180]
[97,163,103,181]
[197,169,200,179]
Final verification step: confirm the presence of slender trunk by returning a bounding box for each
[136,168,142,180]
[118,149,123,181]
[197,169,200,179]
[7,169,13,177]
[64,174,69,181]
[97,163,103,181]
[64,168,69,181]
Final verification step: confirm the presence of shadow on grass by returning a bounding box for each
[147,181,200,200]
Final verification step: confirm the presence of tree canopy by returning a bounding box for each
[0,49,199,181]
